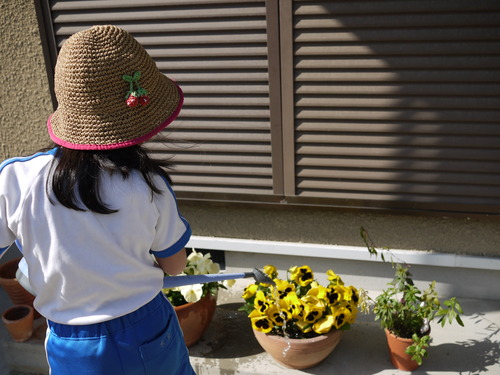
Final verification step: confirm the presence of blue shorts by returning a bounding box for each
[45,293,195,375]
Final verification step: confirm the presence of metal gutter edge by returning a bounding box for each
[187,236,500,271]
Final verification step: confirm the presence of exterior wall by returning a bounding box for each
[0,0,52,161]
[3,2,499,258]
[179,203,500,257]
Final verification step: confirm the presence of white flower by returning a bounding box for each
[194,256,211,274]
[179,283,204,303]
[163,249,235,307]
[187,250,204,264]
[183,265,197,275]
[206,260,220,274]
[186,249,220,275]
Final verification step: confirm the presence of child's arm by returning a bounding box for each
[155,248,187,276]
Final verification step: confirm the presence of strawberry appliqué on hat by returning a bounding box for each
[123,71,150,107]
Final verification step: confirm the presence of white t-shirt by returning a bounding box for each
[0,148,191,324]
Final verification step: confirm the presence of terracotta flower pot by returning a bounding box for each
[253,329,343,369]
[2,305,34,342]
[384,329,420,371]
[174,292,217,347]
[0,258,35,306]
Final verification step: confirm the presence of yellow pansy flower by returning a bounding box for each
[283,291,304,318]
[326,287,342,305]
[326,269,344,286]
[301,295,325,323]
[336,285,350,301]
[301,294,325,310]
[251,315,273,333]
[296,319,313,333]
[241,284,258,299]
[263,264,278,279]
[347,286,359,304]
[248,309,263,318]
[312,314,335,334]
[343,301,359,324]
[289,265,314,287]
[331,305,351,329]
[274,278,295,299]
[266,304,291,327]
[303,308,323,324]
[254,290,270,313]
[307,284,328,300]
[241,263,360,339]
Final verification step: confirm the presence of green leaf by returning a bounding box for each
[339,323,351,331]
[412,354,423,366]
[122,75,133,82]
[133,71,141,80]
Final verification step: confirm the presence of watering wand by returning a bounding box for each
[163,267,275,289]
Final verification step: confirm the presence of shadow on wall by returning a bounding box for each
[294,1,500,215]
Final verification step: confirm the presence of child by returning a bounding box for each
[0,25,196,374]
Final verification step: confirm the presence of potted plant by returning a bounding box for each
[2,304,34,342]
[360,227,464,371]
[240,264,360,369]
[163,249,233,347]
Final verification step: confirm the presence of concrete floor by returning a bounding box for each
[191,281,500,375]
[1,279,500,375]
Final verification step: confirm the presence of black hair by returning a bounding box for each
[47,145,173,214]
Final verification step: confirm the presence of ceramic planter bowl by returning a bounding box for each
[174,292,217,347]
[384,329,421,371]
[253,329,343,369]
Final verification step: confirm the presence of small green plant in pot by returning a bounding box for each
[360,227,464,371]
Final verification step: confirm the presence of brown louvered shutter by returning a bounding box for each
[37,0,284,202]
[280,1,500,215]
[36,0,500,216]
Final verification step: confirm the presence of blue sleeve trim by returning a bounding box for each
[0,147,58,173]
[150,222,192,258]
[149,175,192,258]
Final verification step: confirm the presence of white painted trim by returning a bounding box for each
[187,236,500,271]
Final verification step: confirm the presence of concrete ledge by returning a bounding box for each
[189,236,500,301]
[188,236,500,271]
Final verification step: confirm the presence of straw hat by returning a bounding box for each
[47,25,183,150]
